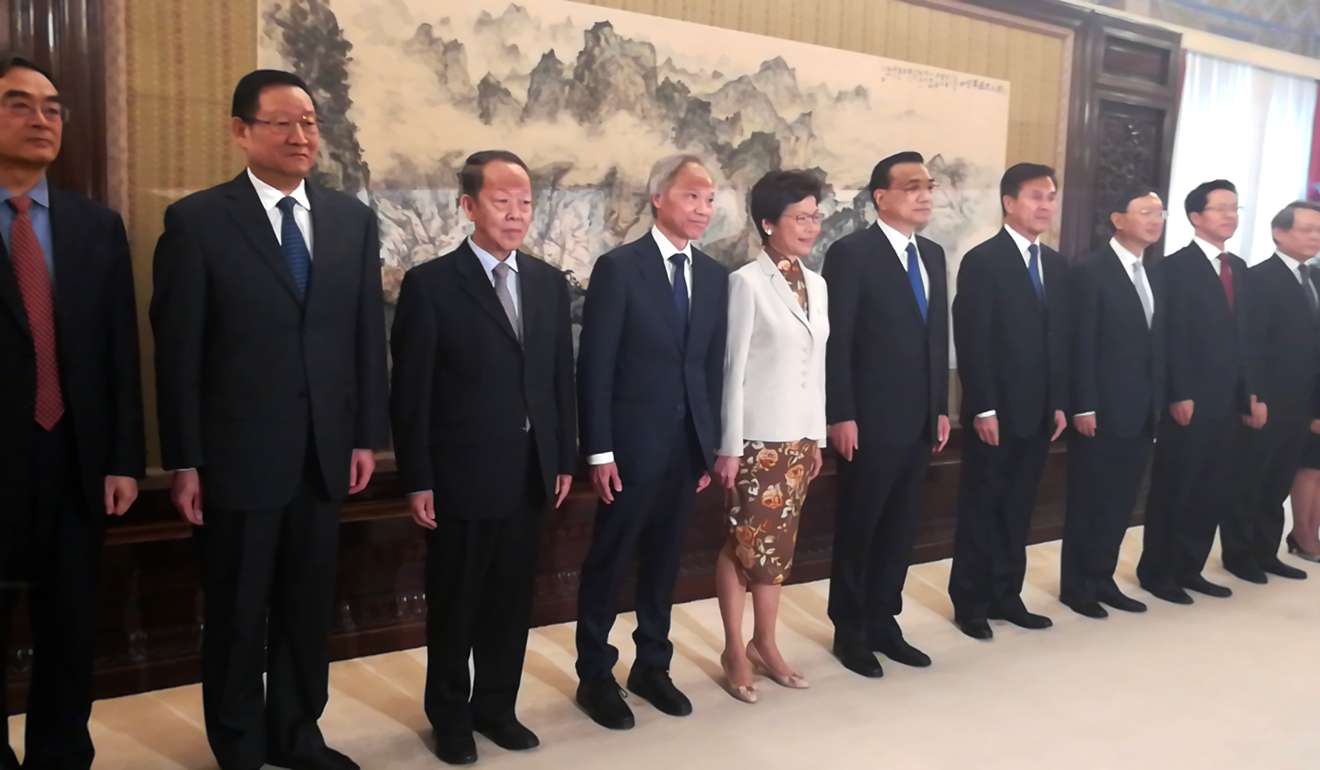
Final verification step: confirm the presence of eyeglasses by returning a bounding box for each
[1,98,67,123]
[247,115,320,136]
[788,212,826,226]
[1202,205,1244,215]
[1132,208,1169,220]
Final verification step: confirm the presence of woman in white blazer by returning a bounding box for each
[714,170,829,703]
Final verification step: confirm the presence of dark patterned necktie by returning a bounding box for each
[1218,253,1234,310]
[276,196,311,300]
[8,194,63,429]
[670,253,689,344]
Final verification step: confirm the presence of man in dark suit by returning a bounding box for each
[0,53,144,770]
[1137,179,1255,604]
[949,162,1069,640]
[823,151,950,676]
[1221,201,1320,584]
[390,150,577,765]
[150,70,388,770]
[1060,188,1167,619]
[575,154,726,729]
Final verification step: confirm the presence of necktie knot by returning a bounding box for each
[276,196,298,215]
[670,253,687,269]
[8,194,31,215]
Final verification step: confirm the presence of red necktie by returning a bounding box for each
[8,194,64,429]
[1218,253,1234,311]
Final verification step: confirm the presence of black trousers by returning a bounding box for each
[2,422,101,770]
[827,438,929,643]
[575,432,701,681]
[1060,429,1152,603]
[948,430,1051,621]
[425,439,545,736]
[197,448,341,770]
[1137,412,1238,590]
[1222,415,1309,571]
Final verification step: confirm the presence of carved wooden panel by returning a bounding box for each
[1091,102,1165,248]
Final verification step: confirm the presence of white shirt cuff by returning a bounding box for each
[409,490,431,496]
[170,467,197,472]
[975,410,997,419]
[587,452,615,465]
[1074,411,1096,418]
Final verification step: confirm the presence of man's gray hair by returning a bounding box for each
[646,153,708,216]
[1271,200,1320,234]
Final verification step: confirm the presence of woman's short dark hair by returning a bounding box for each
[457,150,530,198]
[231,69,315,121]
[749,169,823,243]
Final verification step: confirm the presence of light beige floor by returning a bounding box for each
[10,527,1320,770]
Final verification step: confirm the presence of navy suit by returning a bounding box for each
[1060,244,1165,604]
[822,224,949,644]
[1137,242,1251,591]
[575,232,726,680]
[949,228,1069,621]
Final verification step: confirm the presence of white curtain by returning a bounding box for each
[1166,52,1317,264]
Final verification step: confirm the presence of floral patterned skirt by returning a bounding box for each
[727,438,818,585]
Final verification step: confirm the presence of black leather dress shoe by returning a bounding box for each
[833,635,884,677]
[576,676,635,730]
[989,607,1053,629]
[1181,574,1232,598]
[1061,598,1108,619]
[1261,558,1307,580]
[268,747,360,770]
[626,667,692,717]
[475,719,540,751]
[432,731,477,766]
[1225,562,1268,584]
[872,635,932,668]
[1143,582,1194,604]
[955,618,993,640]
[1096,588,1147,613]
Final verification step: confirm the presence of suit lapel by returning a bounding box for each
[48,188,85,336]
[996,229,1042,311]
[1100,244,1149,328]
[222,173,301,303]
[517,252,543,354]
[757,250,811,334]
[0,235,26,336]
[873,227,927,325]
[455,241,521,346]
[918,238,944,314]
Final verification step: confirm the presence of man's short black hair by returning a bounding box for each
[748,169,823,243]
[1000,163,1057,212]
[867,151,925,205]
[231,69,315,121]
[0,52,56,88]
[1106,185,1161,218]
[1184,179,1236,216]
[458,150,530,198]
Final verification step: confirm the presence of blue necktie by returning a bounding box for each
[906,242,928,322]
[670,253,689,344]
[1027,243,1043,300]
[276,197,311,300]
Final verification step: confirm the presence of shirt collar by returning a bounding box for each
[1192,235,1226,263]
[1,176,50,209]
[1276,251,1305,280]
[1109,237,1145,270]
[468,236,518,274]
[651,225,693,262]
[247,168,310,213]
[1003,223,1039,257]
[875,218,918,257]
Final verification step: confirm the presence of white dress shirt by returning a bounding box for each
[586,226,698,467]
[976,225,1046,420]
[468,236,521,317]
[1192,235,1227,274]
[1276,251,1305,283]
[875,218,928,300]
[248,168,313,257]
[1074,238,1155,418]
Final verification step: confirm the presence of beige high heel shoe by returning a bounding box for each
[720,652,759,704]
[747,641,809,689]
